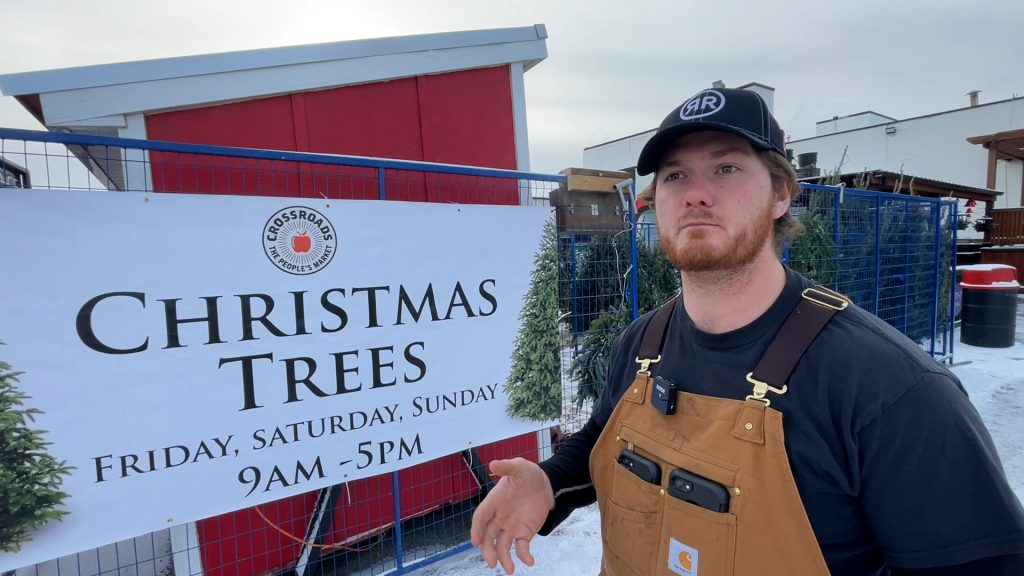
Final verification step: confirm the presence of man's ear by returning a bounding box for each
[771,183,792,219]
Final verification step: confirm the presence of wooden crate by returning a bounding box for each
[551,168,631,233]
[559,167,631,194]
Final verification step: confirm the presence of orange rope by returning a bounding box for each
[253,505,377,552]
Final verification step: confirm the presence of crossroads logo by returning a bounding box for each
[262,206,337,275]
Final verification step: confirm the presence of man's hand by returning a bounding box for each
[470,457,556,574]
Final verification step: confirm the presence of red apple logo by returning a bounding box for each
[291,230,312,253]
[264,206,336,275]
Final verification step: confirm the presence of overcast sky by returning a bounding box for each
[1,0,1022,174]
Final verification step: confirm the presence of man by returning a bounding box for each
[470,87,1024,575]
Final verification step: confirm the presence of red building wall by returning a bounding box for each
[146,66,519,204]
[143,65,534,576]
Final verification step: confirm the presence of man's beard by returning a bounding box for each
[658,201,775,273]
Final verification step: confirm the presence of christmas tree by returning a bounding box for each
[505,220,562,421]
[0,341,72,552]
[571,303,631,407]
[571,242,679,407]
[789,189,839,288]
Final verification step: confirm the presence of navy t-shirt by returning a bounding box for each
[541,267,1024,574]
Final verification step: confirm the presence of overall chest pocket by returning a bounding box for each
[611,427,740,576]
[658,492,737,575]
[605,455,664,575]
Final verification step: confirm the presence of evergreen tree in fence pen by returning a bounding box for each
[936,209,954,337]
[0,341,72,552]
[637,238,682,313]
[505,219,562,421]
[572,243,679,407]
[789,189,839,288]
[571,303,630,408]
[880,200,949,343]
[570,233,631,335]
[841,196,886,305]
[877,198,918,335]
[572,231,681,337]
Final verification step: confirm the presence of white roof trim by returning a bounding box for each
[1,25,548,126]
[0,25,547,95]
[48,114,127,128]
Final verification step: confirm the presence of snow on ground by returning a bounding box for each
[412,298,1024,576]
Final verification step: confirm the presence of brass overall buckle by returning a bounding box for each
[801,287,849,311]
[745,372,788,406]
[635,355,662,375]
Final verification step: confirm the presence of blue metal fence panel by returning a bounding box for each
[789,184,957,360]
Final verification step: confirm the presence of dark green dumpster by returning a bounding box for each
[960,264,1019,348]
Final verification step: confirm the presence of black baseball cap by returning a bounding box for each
[636,88,786,176]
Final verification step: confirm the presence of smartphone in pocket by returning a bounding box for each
[668,468,730,513]
[616,450,661,485]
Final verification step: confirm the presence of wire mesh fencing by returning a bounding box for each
[632,183,957,362]
[788,184,958,360]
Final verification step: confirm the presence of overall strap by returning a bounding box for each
[745,286,849,405]
[635,295,678,375]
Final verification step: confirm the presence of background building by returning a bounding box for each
[789,92,1024,238]
[582,84,1024,245]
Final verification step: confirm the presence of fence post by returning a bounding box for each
[570,234,580,349]
[393,471,405,572]
[833,188,842,292]
[946,201,954,358]
[902,199,910,334]
[382,163,403,573]
[628,182,640,321]
[874,195,882,315]
[930,201,941,357]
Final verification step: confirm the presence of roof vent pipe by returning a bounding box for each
[967,90,981,107]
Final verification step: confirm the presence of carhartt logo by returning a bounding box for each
[668,537,699,575]
[679,90,725,120]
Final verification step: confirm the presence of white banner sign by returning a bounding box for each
[0,189,551,570]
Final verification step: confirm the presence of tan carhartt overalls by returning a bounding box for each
[590,287,848,576]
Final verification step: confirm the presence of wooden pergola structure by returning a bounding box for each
[967,128,1024,243]
[967,128,1024,197]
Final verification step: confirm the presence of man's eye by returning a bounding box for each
[664,172,683,182]
[720,165,739,174]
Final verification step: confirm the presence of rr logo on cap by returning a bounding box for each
[680,90,725,120]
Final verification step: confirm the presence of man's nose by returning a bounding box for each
[682,175,714,207]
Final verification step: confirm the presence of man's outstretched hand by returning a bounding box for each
[470,457,556,574]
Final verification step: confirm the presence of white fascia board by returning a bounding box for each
[119,113,153,193]
[510,62,530,172]
[37,40,548,125]
[0,25,547,96]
